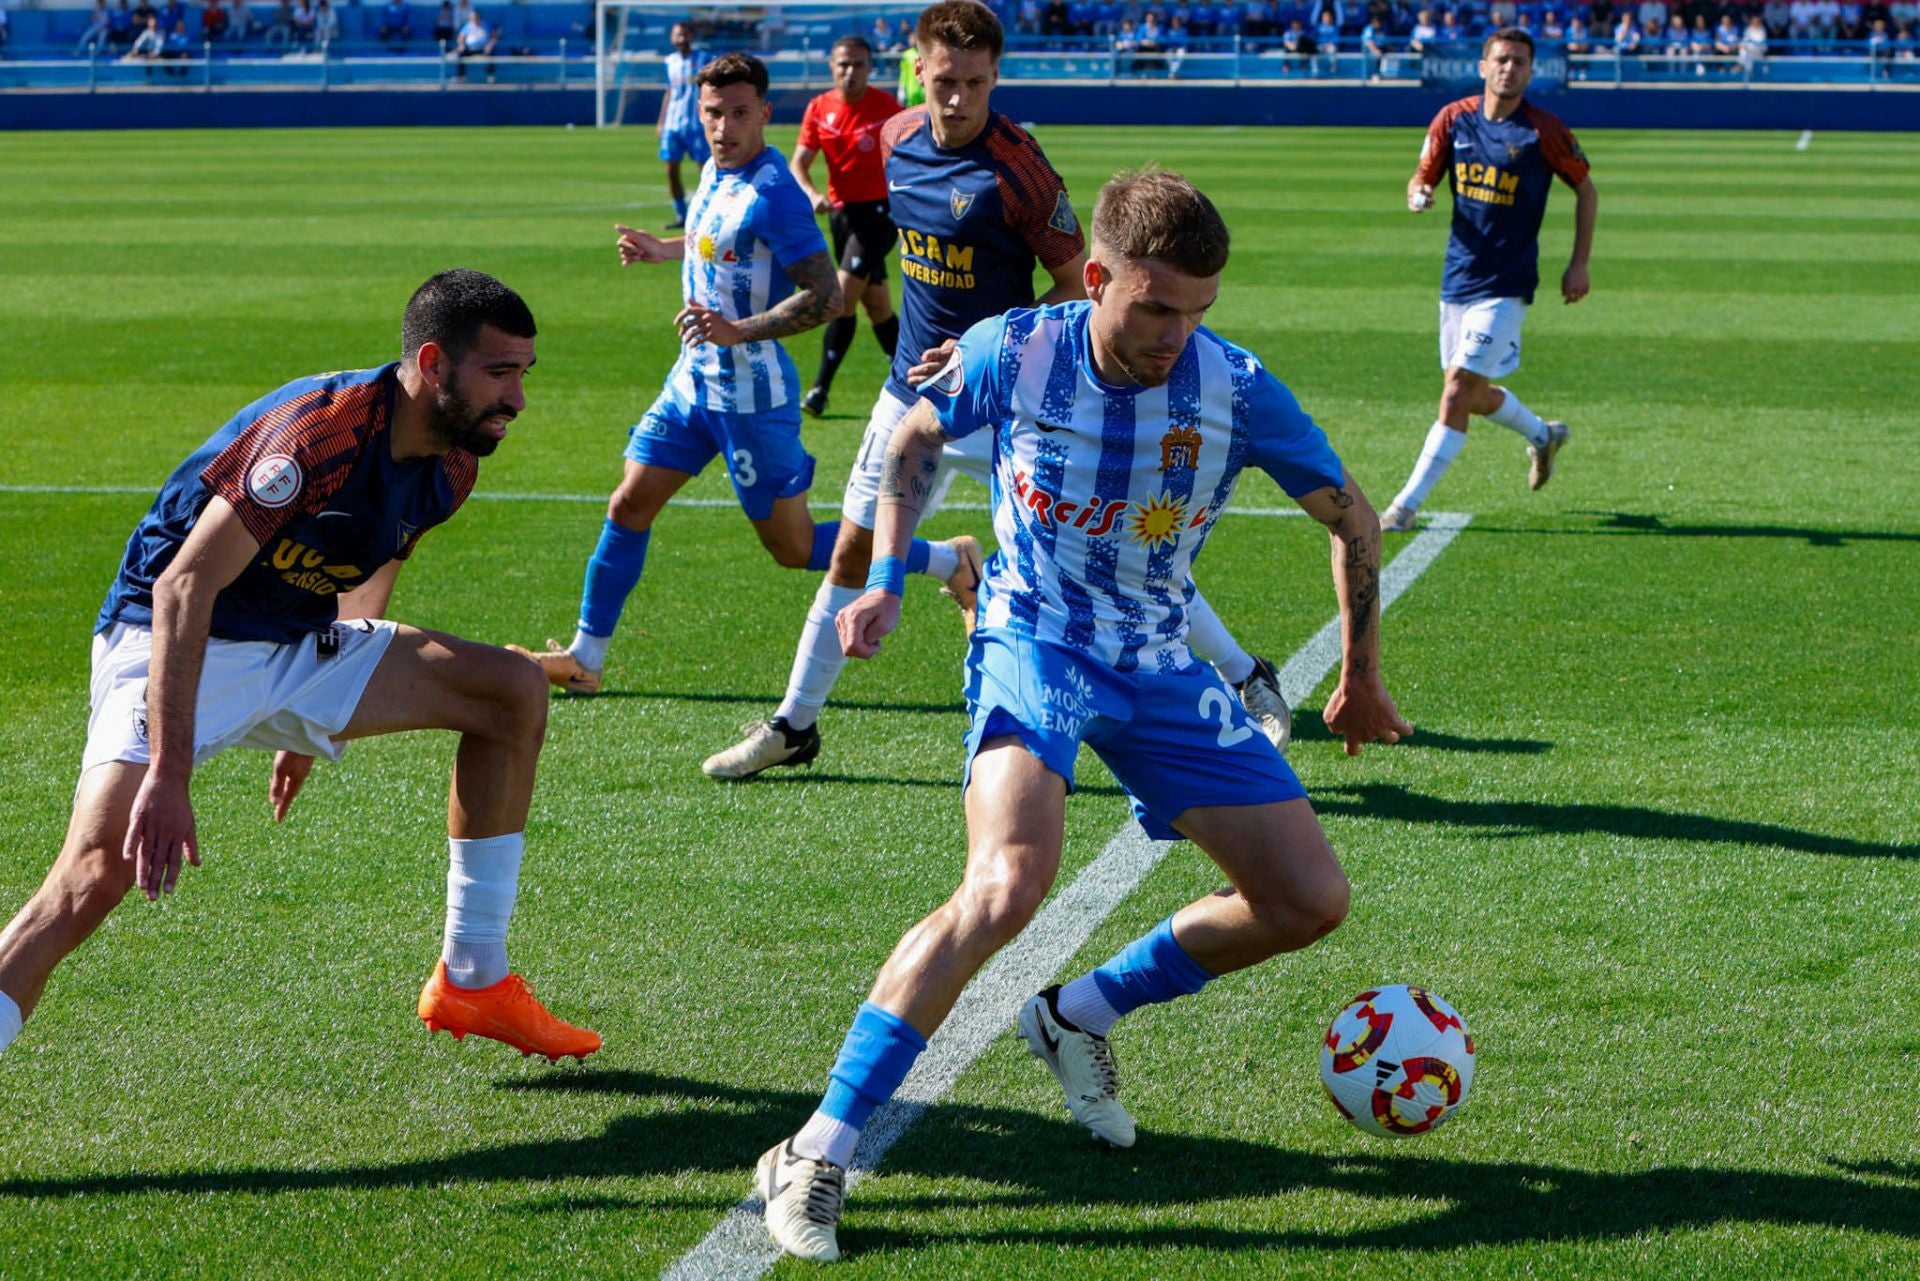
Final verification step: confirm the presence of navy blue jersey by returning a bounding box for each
[1416,96,1590,305]
[98,365,478,645]
[879,108,1085,402]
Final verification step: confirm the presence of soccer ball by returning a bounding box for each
[1320,984,1476,1138]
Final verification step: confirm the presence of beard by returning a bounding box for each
[1112,345,1180,388]
[428,375,512,457]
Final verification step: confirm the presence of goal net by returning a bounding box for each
[593,0,927,128]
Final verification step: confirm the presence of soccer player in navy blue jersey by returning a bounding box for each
[1381,27,1599,532]
[703,0,1297,783]
[0,270,600,1066]
[753,170,1413,1264]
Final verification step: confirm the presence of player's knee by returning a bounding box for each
[490,653,551,747]
[1280,869,1350,942]
[47,840,136,920]
[953,865,1048,945]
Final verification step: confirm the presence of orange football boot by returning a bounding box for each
[418,961,602,1062]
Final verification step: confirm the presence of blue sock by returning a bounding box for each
[673,196,688,220]
[806,521,842,572]
[818,1002,928,1129]
[1091,916,1214,1020]
[577,519,651,639]
[905,538,931,574]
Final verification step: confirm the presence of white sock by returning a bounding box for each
[921,540,960,580]
[1391,422,1468,513]
[1186,590,1253,685]
[0,990,21,1054]
[568,629,610,672]
[1056,973,1122,1038]
[443,832,523,989]
[776,580,863,730]
[1484,387,1549,447]
[793,1108,861,1167]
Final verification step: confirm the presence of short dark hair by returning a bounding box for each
[401,269,535,361]
[831,33,873,58]
[916,0,1004,59]
[696,50,769,97]
[1482,26,1535,55]
[1091,169,1230,279]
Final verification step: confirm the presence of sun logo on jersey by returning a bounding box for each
[696,234,717,261]
[1127,493,1188,548]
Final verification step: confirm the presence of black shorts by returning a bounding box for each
[829,200,896,284]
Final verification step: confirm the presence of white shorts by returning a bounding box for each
[83,619,398,774]
[1439,296,1527,379]
[840,386,994,529]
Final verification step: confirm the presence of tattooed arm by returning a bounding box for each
[836,399,951,660]
[674,250,843,348]
[1297,472,1413,756]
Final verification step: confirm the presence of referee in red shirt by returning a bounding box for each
[791,34,903,418]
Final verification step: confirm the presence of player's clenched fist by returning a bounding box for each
[616,223,673,265]
[836,590,901,660]
[1406,180,1435,212]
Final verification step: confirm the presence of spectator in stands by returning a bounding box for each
[1613,10,1641,49]
[380,0,412,45]
[266,0,292,45]
[896,17,914,47]
[201,0,228,41]
[432,0,454,44]
[230,0,258,40]
[1867,15,1890,64]
[127,11,165,61]
[77,0,114,53]
[1016,0,1041,34]
[1313,4,1338,66]
[456,5,496,79]
[107,0,137,48]
[1361,12,1388,71]
[162,15,192,72]
[1437,8,1461,41]
[1739,11,1767,68]
[1540,9,1564,37]
[1044,0,1072,34]
[1713,11,1739,51]
[1242,0,1271,37]
[1407,7,1436,48]
[1664,12,1687,51]
[1589,0,1615,29]
[290,0,315,45]
[1764,0,1790,35]
[314,0,338,45]
[1686,13,1711,69]
[1838,0,1863,40]
[1809,0,1838,44]
[1165,9,1189,70]
[158,0,185,33]
[1490,0,1516,23]
[1894,20,1915,64]
[1565,13,1589,61]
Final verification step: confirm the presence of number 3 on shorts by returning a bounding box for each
[1197,686,1254,747]
[731,448,758,488]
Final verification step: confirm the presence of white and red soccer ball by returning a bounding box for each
[1320,984,1476,1138]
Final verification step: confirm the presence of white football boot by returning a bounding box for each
[1380,503,1419,533]
[1232,655,1293,754]
[1528,420,1570,491]
[1019,986,1136,1148]
[757,1139,846,1263]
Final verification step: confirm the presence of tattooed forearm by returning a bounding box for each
[878,448,940,510]
[732,251,842,343]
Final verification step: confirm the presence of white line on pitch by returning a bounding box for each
[0,484,1308,520]
[661,511,1472,1281]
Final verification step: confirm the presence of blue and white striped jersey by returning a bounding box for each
[669,145,828,414]
[661,49,709,135]
[919,302,1345,673]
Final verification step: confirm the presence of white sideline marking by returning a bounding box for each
[0,485,1306,519]
[661,512,1471,1281]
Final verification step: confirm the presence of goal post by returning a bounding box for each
[593,0,926,129]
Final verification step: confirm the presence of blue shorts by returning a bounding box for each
[659,125,710,164]
[961,628,1307,841]
[625,390,815,520]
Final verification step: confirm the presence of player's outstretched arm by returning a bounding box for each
[838,401,949,660]
[682,249,842,348]
[1562,176,1597,304]
[126,498,261,899]
[1296,475,1413,757]
[615,223,684,266]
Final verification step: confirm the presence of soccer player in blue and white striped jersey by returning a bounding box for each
[753,170,1414,1264]
[656,22,711,228]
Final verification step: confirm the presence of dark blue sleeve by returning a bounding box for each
[915,314,1010,442]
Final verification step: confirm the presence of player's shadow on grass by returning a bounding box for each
[576,687,967,716]
[1476,511,1920,548]
[4,1077,1915,1252]
[856,1109,1920,1253]
[1289,715,1553,755]
[1313,782,1918,861]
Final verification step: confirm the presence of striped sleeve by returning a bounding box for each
[879,106,926,167]
[986,119,1085,272]
[1415,97,1474,187]
[198,381,382,547]
[1533,108,1591,188]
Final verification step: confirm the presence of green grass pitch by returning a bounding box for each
[0,124,1916,1278]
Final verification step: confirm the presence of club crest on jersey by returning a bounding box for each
[1506,143,1522,161]
[246,453,303,509]
[396,520,419,557]
[950,187,977,220]
[1159,424,1202,473]
[1048,191,1078,236]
